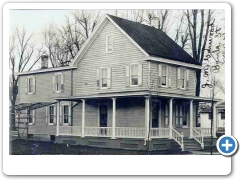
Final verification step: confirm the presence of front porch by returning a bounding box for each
[55,95,218,150]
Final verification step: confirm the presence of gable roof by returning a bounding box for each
[107,14,199,65]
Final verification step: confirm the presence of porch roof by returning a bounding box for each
[54,91,221,102]
[10,102,56,111]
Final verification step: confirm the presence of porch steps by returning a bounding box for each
[175,128,190,137]
[183,138,202,151]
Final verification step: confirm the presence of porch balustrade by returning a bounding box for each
[195,127,214,137]
[58,126,171,139]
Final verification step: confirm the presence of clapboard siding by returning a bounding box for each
[70,98,145,128]
[75,20,148,96]
[28,107,56,135]
[18,70,72,103]
[150,61,196,96]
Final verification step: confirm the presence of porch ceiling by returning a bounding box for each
[54,90,221,102]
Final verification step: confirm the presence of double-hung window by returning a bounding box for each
[159,65,169,87]
[63,105,69,124]
[106,36,113,53]
[178,68,186,89]
[28,109,35,125]
[130,64,138,86]
[26,76,36,94]
[97,67,111,89]
[49,106,54,124]
[53,73,64,93]
[100,68,108,88]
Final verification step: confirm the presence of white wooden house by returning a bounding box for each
[14,14,220,151]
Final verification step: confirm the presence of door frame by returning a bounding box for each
[98,103,109,127]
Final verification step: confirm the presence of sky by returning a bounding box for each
[9,9,225,99]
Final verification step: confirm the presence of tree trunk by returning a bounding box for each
[195,70,201,97]
[10,96,17,130]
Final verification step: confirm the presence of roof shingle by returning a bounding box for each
[108,14,199,65]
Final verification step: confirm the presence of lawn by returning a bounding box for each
[10,139,193,155]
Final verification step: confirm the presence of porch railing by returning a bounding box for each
[58,126,171,139]
[115,127,145,138]
[150,128,170,138]
[84,127,112,137]
[192,127,204,149]
[59,126,82,136]
[195,127,214,136]
[172,128,184,151]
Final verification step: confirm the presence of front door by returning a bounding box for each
[152,102,159,128]
[182,105,188,128]
[99,105,108,127]
[175,104,183,128]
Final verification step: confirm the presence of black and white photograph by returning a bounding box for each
[2,2,233,176]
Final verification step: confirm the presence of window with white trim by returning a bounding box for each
[49,105,55,124]
[130,64,138,86]
[63,105,69,124]
[53,73,64,93]
[100,67,108,88]
[178,68,186,89]
[28,109,35,125]
[26,76,36,94]
[106,36,113,53]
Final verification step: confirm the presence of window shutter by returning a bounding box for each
[53,105,56,125]
[168,66,171,88]
[68,103,72,126]
[32,110,36,125]
[53,75,56,93]
[61,73,64,92]
[177,68,181,89]
[46,107,48,125]
[126,65,130,87]
[59,105,63,126]
[186,69,190,90]
[33,76,36,94]
[96,69,100,89]
[158,64,162,86]
[107,67,112,89]
[25,78,28,94]
[138,63,143,86]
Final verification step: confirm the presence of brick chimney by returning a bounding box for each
[41,55,49,69]
[150,17,159,29]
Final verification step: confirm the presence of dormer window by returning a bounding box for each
[106,35,113,53]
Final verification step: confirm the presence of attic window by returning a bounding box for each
[106,36,113,53]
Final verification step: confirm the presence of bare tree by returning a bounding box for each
[71,10,101,39]
[174,13,190,49]
[9,27,43,129]
[185,9,213,96]
[42,10,101,67]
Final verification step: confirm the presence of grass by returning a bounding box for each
[10,139,193,155]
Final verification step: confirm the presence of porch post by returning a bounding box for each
[213,102,217,138]
[189,100,193,138]
[81,99,85,137]
[111,98,116,139]
[145,96,150,140]
[56,100,60,136]
[169,98,173,138]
